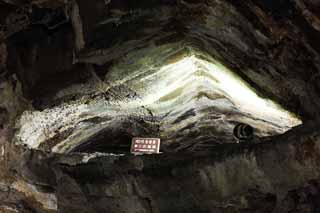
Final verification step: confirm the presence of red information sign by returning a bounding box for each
[131,138,161,154]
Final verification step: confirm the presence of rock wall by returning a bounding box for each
[3,120,320,212]
[0,0,320,212]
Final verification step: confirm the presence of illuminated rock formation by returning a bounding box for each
[0,0,320,212]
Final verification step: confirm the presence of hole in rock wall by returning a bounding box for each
[14,55,301,154]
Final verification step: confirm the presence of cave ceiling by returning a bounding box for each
[2,0,319,153]
[1,0,320,212]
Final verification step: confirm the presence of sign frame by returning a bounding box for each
[130,137,161,155]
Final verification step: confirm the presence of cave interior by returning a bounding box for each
[0,0,320,212]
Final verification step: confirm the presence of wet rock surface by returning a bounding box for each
[0,0,320,212]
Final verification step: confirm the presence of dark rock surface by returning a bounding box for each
[0,0,320,212]
[3,119,320,212]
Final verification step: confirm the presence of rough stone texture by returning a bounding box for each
[0,0,320,212]
[3,120,320,212]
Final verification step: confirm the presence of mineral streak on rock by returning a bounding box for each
[14,54,301,153]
